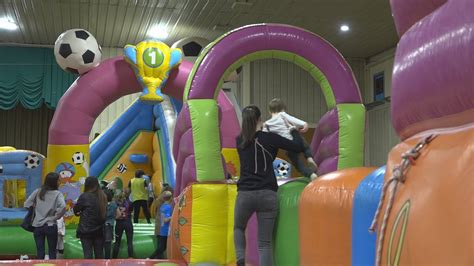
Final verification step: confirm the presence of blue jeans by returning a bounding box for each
[287,130,314,177]
[234,189,279,266]
[33,224,58,260]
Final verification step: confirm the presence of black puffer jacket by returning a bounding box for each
[74,192,105,238]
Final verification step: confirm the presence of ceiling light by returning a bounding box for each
[148,26,169,40]
[340,24,350,32]
[0,18,18,31]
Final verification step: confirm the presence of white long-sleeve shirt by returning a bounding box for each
[263,112,307,140]
[57,217,66,236]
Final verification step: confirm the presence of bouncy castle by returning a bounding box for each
[0,0,472,264]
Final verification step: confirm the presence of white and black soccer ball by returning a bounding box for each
[273,160,291,179]
[72,152,85,165]
[277,162,290,177]
[171,37,209,59]
[24,154,40,169]
[54,29,102,75]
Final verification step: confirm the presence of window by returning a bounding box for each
[373,72,385,102]
[3,179,27,208]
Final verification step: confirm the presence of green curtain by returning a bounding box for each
[0,46,77,110]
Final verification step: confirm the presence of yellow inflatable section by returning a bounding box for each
[45,144,90,225]
[0,146,16,152]
[222,148,240,178]
[100,131,166,218]
[3,180,26,208]
[46,144,90,183]
[102,131,154,187]
[168,183,237,265]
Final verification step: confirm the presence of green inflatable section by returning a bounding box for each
[336,103,366,169]
[0,226,37,255]
[188,99,224,182]
[0,224,156,259]
[273,178,309,266]
[64,223,156,259]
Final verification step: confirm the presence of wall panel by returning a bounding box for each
[366,103,399,166]
[0,104,54,155]
[250,59,327,125]
[363,48,395,104]
[101,47,123,60]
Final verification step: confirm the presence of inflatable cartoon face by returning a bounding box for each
[55,162,76,183]
[124,41,183,103]
[59,170,73,179]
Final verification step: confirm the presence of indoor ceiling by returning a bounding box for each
[0,0,399,58]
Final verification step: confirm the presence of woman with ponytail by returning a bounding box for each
[24,172,66,260]
[234,105,305,266]
[74,176,108,259]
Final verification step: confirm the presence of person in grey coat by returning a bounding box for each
[25,172,66,260]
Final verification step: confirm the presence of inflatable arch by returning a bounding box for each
[174,23,366,190]
[45,42,241,225]
[168,25,366,264]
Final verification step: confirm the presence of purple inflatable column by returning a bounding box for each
[310,108,340,175]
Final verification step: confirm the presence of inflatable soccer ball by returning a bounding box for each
[273,158,291,178]
[24,154,40,169]
[71,152,84,165]
[171,37,209,57]
[54,29,102,75]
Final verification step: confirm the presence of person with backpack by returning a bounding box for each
[24,172,66,260]
[113,188,134,258]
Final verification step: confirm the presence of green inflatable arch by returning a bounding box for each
[178,24,365,183]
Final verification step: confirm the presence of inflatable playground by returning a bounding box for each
[0,0,473,265]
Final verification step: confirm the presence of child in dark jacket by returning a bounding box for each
[74,177,108,259]
[112,188,134,258]
[103,189,117,259]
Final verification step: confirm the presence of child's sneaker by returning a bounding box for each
[307,157,317,168]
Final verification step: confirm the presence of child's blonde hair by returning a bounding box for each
[162,191,172,202]
[115,188,130,202]
[268,98,286,113]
